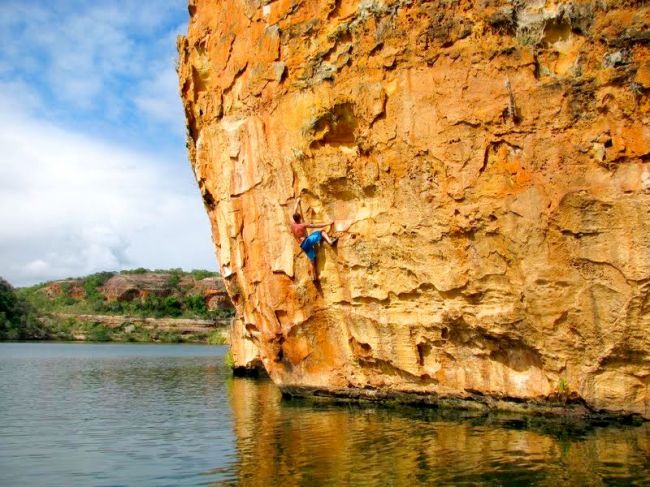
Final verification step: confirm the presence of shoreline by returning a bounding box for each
[280,385,647,424]
[34,313,230,344]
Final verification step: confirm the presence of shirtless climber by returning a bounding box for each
[290,196,337,282]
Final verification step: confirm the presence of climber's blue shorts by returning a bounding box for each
[300,231,323,262]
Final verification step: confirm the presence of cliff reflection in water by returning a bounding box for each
[225,378,650,486]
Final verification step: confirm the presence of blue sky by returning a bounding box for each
[0,0,217,286]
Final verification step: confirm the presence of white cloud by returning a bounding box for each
[0,2,215,287]
[0,92,216,287]
[0,0,187,120]
[134,21,188,133]
[135,64,185,133]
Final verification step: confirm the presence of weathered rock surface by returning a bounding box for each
[178,0,650,418]
[42,279,87,300]
[101,274,230,310]
[42,272,232,311]
[230,315,268,375]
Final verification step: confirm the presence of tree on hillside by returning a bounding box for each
[0,278,46,340]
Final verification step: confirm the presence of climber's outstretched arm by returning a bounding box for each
[292,196,301,216]
[305,221,333,229]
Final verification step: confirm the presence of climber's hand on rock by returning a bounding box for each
[292,196,301,214]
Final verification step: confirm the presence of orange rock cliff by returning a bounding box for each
[177,0,650,418]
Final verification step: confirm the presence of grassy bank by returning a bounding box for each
[40,315,229,344]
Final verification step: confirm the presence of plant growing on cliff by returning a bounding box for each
[166,268,183,289]
[207,331,227,345]
[82,272,115,305]
[556,377,571,404]
[224,350,235,369]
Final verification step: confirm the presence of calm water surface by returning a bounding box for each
[1,342,649,486]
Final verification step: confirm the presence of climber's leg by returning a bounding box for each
[321,230,338,246]
[300,232,322,282]
[300,231,322,260]
[310,259,319,282]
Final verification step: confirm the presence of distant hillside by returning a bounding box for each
[12,269,235,343]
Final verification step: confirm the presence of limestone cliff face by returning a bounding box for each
[178,0,650,418]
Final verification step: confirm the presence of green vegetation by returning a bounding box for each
[121,267,150,274]
[97,295,179,318]
[16,271,117,315]
[224,350,235,369]
[120,267,219,280]
[83,271,115,302]
[93,295,234,320]
[188,269,220,280]
[167,270,182,290]
[4,269,234,343]
[42,317,206,344]
[0,278,45,340]
[207,330,228,345]
[16,269,233,321]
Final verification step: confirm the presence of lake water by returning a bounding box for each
[1,343,649,486]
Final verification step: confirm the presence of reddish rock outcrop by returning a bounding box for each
[193,277,232,310]
[42,280,86,300]
[100,274,230,309]
[40,272,232,312]
[102,274,174,301]
[178,1,650,418]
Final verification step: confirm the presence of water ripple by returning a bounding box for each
[1,343,649,486]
